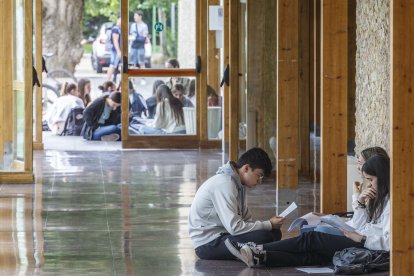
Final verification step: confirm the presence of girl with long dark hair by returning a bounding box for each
[138,84,186,134]
[225,154,390,267]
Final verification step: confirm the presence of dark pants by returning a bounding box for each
[262,231,364,267]
[195,229,282,260]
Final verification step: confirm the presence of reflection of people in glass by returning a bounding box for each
[146,80,164,119]
[172,84,194,107]
[165,58,191,93]
[138,85,186,134]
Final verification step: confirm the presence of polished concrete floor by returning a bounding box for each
[0,147,389,275]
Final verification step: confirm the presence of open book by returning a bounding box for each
[287,212,322,232]
[320,215,356,232]
[287,212,356,233]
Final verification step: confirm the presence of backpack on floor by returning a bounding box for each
[333,247,390,274]
[61,107,85,136]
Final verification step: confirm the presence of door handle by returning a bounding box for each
[220,64,229,87]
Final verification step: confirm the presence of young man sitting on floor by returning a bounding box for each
[188,147,285,260]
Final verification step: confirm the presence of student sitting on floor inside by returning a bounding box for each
[81,92,122,141]
[188,147,285,260]
[225,154,390,268]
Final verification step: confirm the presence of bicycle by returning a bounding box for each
[42,53,78,114]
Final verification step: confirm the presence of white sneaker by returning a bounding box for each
[101,133,120,141]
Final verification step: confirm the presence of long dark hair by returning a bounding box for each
[361,155,390,223]
[360,146,389,162]
[152,80,165,95]
[156,84,184,125]
[78,78,91,106]
[60,82,77,96]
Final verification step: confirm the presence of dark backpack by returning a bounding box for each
[61,107,85,136]
[333,247,390,274]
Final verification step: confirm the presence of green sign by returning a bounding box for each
[154,22,164,32]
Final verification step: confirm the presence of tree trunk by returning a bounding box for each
[42,0,84,73]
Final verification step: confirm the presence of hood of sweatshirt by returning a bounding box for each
[215,161,243,189]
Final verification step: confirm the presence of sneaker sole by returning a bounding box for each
[224,239,243,261]
[240,246,255,267]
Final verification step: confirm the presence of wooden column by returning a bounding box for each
[229,0,239,161]
[277,0,299,188]
[222,0,230,159]
[24,0,33,172]
[347,0,356,154]
[0,0,13,167]
[0,0,5,164]
[198,0,208,142]
[207,0,220,93]
[247,0,277,160]
[310,0,321,183]
[320,0,348,213]
[33,0,44,150]
[310,0,321,139]
[299,0,310,175]
[391,0,414,273]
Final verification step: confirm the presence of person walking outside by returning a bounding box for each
[129,10,148,69]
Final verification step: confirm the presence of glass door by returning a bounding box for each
[0,0,33,182]
[120,0,199,148]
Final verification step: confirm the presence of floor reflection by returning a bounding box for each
[0,148,327,275]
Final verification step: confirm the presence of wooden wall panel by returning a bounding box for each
[320,0,348,213]
[391,0,414,274]
[299,0,310,175]
[229,0,239,161]
[277,0,299,188]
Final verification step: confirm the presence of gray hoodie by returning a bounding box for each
[188,161,272,248]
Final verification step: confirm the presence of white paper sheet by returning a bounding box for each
[279,202,298,218]
[295,267,334,274]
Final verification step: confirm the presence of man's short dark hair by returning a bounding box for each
[135,10,144,17]
[235,147,272,176]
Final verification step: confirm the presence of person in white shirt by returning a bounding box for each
[46,83,84,135]
[226,154,390,267]
[138,84,186,134]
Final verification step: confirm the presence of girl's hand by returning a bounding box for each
[358,187,376,203]
[269,216,286,229]
[343,230,364,243]
[353,181,362,193]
